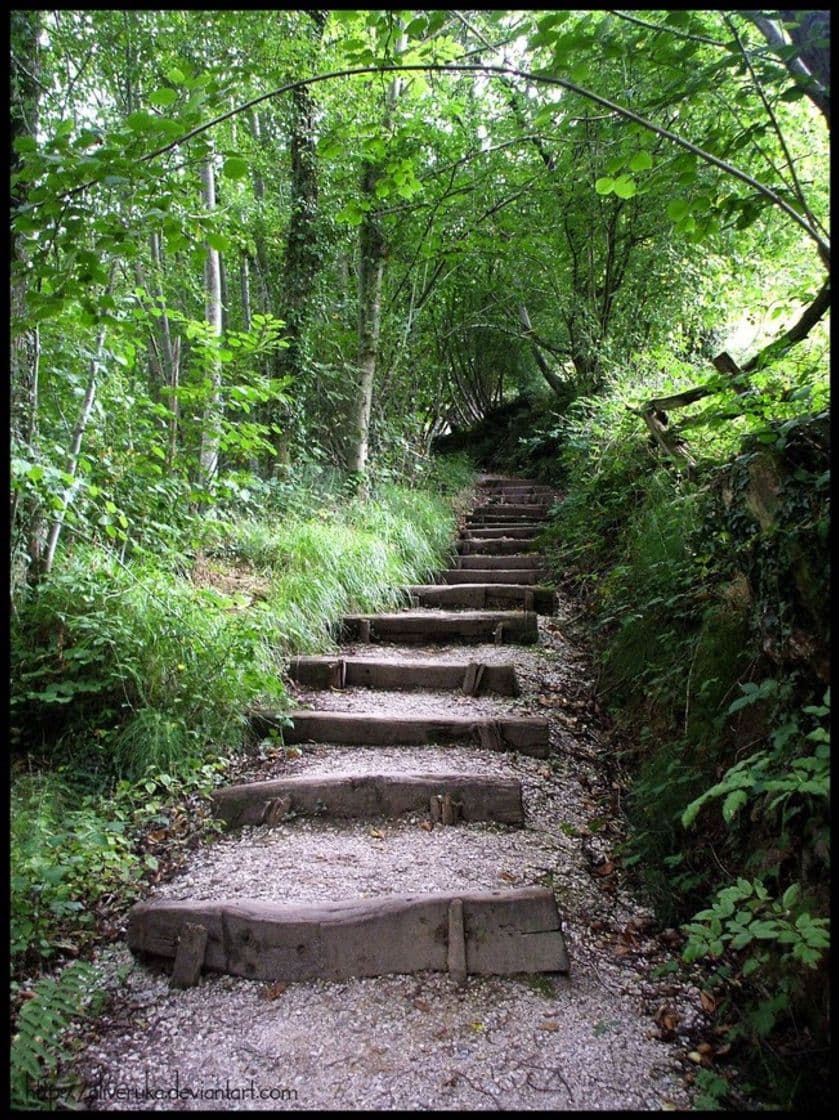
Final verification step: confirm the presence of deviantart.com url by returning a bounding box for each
[85,1070,299,1104]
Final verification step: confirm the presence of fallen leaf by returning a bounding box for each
[369,828,384,839]
[538,1020,559,1032]
[697,1042,714,1056]
[594,860,615,877]
[715,1042,732,1059]
[262,981,288,1001]
[700,990,716,1014]
[498,870,517,882]
[661,1102,678,1111]
[469,1021,484,1032]
[687,1051,702,1065]
[413,999,431,1012]
[538,767,552,779]
[655,1005,681,1038]
[420,820,434,832]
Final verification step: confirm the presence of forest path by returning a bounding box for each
[76,477,698,1111]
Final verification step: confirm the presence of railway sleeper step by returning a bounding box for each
[128,887,570,986]
[471,504,550,518]
[212,772,524,829]
[288,655,518,695]
[256,710,549,757]
[440,568,547,586]
[340,609,538,644]
[460,526,541,539]
[455,554,545,571]
[406,583,556,614]
[457,538,539,555]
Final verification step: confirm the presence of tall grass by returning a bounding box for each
[11,462,471,974]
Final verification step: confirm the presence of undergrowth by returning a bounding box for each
[10,454,473,1106]
[525,357,830,1110]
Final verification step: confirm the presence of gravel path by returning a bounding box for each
[72,489,700,1111]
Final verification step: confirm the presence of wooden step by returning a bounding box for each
[469,507,549,521]
[288,655,518,695]
[460,526,541,539]
[457,538,539,555]
[472,504,550,518]
[440,568,547,585]
[480,487,553,498]
[128,887,569,984]
[463,521,544,531]
[456,554,545,570]
[340,609,538,644]
[406,583,556,613]
[260,711,549,757]
[212,772,524,828]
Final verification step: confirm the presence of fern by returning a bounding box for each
[11,961,104,1110]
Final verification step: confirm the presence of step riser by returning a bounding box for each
[341,610,539,644]
[407,584,555,614]
[213,774,524,828]
[457,539,539,555]
[456,554,545,569]
[266,712,549,756]
[472,505,550,518]
[128,888,569,982]
[288,656,518,695]
[461,527,541,539]
[440,569,546,585]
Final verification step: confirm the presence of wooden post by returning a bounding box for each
[447,899,467,987]
[170,922,208,989]
[263,796,292,825]
[358,619,371,643]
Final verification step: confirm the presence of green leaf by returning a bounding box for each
[206,231,231,252]
[595,177,615,195]
[722,788,748,823]
[148,88,178,108]
[667,198,690,221]
[222,156,249,180]
[165,67,187,85]
[612,175,637,199]
[628,151,653,172]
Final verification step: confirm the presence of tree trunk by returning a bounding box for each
[347,162,386,475]
[198,153,224,487]
[10,10,44,589]
[517,304,567,397]
[345,44,406,476]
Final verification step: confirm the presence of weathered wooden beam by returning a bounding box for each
[212,773,524,828]
[406,583,556,614]
[457,554,545,570]
[457,538,539,555]
[440,568,546,585]
[340,609,539,644]
[258,710,549,757]
[288,656,518,695]
[127,887,570,982]
[460,526,542,539]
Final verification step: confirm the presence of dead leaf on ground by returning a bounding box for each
[412,999,431,1012]
[655,1005,681,1039]
[262,981,288,1001]
[700,990,716,1014]
[594,860,615,877]
[498,870,517,882]
[538,1020,559,1032]
[369,828,384,839]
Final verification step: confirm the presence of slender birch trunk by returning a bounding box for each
[198,152,224,487]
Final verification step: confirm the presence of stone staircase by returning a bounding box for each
[127,475,569,987]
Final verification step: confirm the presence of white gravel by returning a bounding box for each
[71,562,699,1111]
